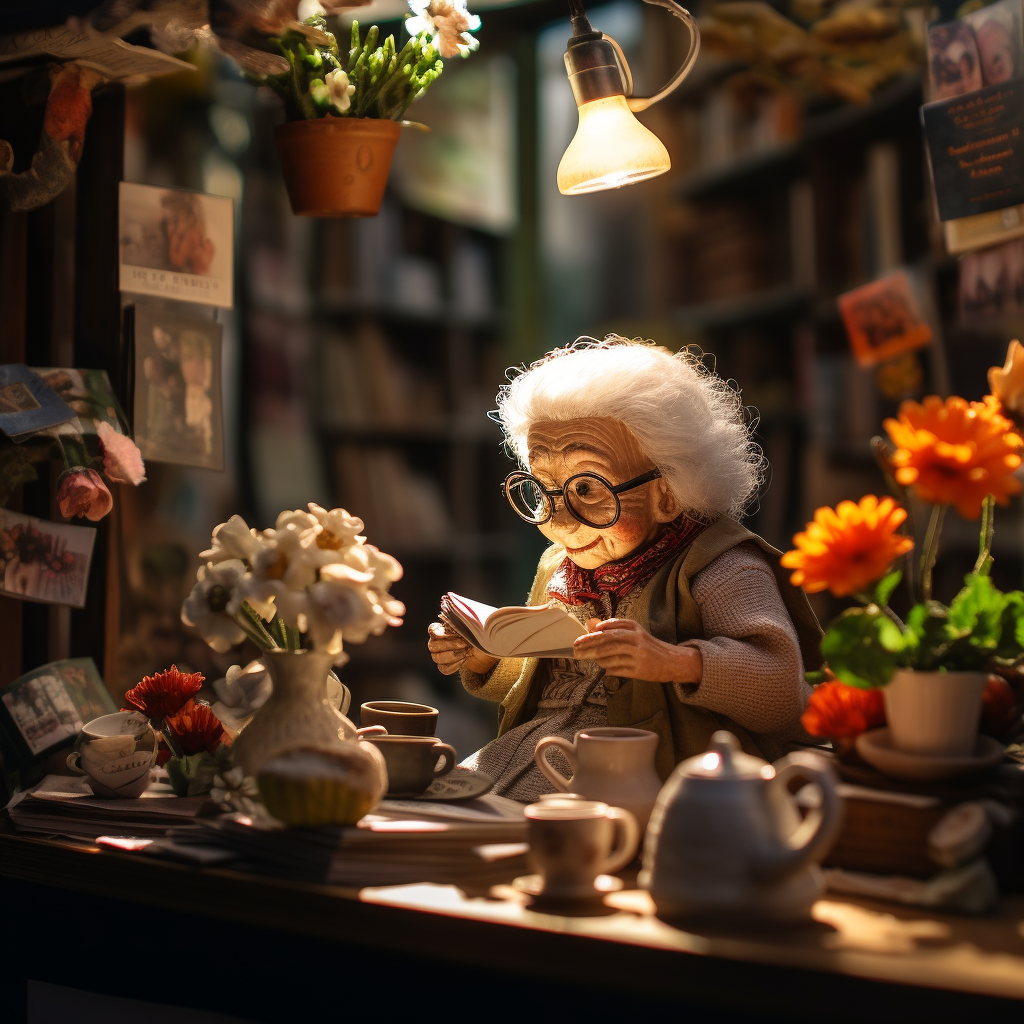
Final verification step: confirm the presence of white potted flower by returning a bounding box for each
[182,503,404,773]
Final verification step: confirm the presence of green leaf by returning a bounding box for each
[165,752,220,797]
[872,569,902,609]
[821,606,906,690]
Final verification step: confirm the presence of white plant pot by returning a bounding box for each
[883,669,988,757]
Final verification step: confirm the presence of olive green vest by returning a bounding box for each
[482,517,822,780]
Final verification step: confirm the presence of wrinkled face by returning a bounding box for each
[527,417,680,569]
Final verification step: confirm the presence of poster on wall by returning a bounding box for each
[132,300,224,470]
[29,367,127,439]
[0,509,96,608]
[923,0,1024,223]
[118,183,234,308]
[0,364,75,441]
[838,271,934,368]
[0,658,115,763]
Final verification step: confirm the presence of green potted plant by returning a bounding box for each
[782,342,1024,763]
[250,1,480,216]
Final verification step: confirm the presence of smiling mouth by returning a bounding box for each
[566,538,601,554]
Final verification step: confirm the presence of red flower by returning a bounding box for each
[165,699,229,756]
[802,681,886,739]
[981,676,1017,739]
[57,467,113,521]
[123,665,204,721]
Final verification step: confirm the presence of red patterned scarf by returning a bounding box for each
[546,514,709,607]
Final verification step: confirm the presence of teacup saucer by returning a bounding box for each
[855,728,1004,782]
[512,873,624,902]
[418,767,494,801]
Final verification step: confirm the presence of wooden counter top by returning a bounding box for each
[3,824,1024,1021]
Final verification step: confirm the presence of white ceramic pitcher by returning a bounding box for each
[534,726,663,832]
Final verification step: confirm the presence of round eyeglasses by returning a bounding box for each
[502,468,662,529]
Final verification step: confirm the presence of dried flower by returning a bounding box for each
[884,395,1023,519]
[407,0,480,58]
[124,665,204,721]
[57,467,113,521]
[165,699,230,756]
[781,495,914,598]
[201,514,261,565]
[96,421,146,486]
[981,675,1017,738]
[988,339,1024,426]
[801,681,886,739]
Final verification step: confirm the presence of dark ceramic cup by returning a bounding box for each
[365,735,456,797]
[360,700,438,737]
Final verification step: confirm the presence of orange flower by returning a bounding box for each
[124,665,204,721]
[883,395,1022,519]
[988,339,1024,425]
[801,681,886,739]
[781,495,914,597]
[165,699,230,756]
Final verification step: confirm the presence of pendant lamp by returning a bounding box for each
[557,0,700,195]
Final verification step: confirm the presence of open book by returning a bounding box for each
[440,593,586,659]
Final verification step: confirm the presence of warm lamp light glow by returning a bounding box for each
[557,95,670,195]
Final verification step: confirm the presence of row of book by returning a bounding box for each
[332,443,452,550]
[320,323,445,429]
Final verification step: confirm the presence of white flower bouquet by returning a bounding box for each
[256,1,480,122]
[182,504,404,664]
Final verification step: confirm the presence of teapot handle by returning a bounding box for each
[753,752,843,880]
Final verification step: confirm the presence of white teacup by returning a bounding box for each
[524,799,639,899]
[67,712,157,799]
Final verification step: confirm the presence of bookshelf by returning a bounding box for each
[650,64,1023,620]
[236,89,535,705]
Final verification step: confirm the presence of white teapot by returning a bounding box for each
[640,731,842,925]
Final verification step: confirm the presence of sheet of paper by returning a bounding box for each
[0,25,194,80]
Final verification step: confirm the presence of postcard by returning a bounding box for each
[960,237,1024,320]
[0,364,75,441]
[0,658,115,761]
[838,271,934,368]
[0,509,96,608]
[133,300,224,470]
[119,183,234,309]
[922,77,1024,222]
[29,367,127,438]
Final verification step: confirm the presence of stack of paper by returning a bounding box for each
[173,793,529,887]
[4,776,214,841]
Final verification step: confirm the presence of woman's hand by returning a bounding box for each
[427,622,499,676]
[572,617,702,683]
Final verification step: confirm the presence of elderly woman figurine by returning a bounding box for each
[427,337,821,801]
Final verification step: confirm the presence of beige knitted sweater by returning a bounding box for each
[462,519,820,771]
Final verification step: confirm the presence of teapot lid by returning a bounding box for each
[679,731,774,780]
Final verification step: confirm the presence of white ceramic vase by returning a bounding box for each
[883,668,988,757]
[230,648,359,776]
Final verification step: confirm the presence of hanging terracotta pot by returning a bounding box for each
[273,116,402,217]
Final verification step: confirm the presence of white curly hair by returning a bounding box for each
[493,337,764,520]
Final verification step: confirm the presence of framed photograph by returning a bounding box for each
[0,658,115,762]
[29,367,127,438]
[960,238,1024,320]
[118,183,234,309]
[0,509,97,608]
[927,20,984,99]
[838,271,934,368]
[0,363,75,441]
[964,0,1023,87]
[133,300,224,470]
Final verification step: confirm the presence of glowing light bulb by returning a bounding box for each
[556,94,671,196]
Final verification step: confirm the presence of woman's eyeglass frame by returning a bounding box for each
[501,468,663,529]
